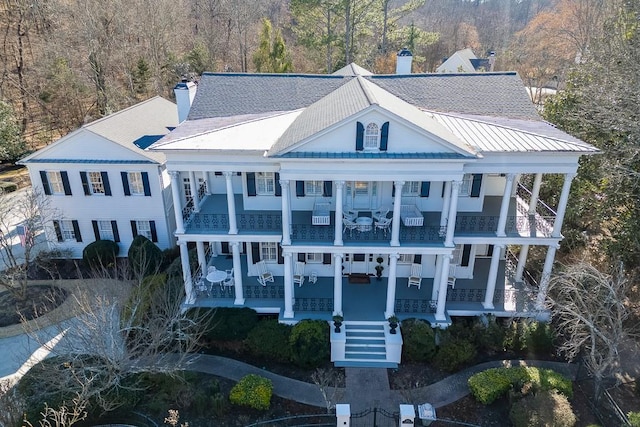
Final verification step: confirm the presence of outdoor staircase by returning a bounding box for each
[333,321,399,368]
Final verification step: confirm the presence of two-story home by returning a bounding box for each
[20,97,178,257]
[150,52,595,366]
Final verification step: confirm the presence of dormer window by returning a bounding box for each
[364,123,379,149]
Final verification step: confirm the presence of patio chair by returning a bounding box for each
[225,268,234,279]
[374,217,392,235]
[293,261,305,287]
[408,263,422,289]
[372,207,389,221]
[207,266,217,274]
[196,279,210,297]
[256,260,274,287]
[221,275,235,290]
[343,209,359,221]
[447,264,457,289]
[343,217,358,237]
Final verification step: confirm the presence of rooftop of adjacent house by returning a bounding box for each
[21,96,177,164]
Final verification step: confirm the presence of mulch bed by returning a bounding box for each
[0,285,67,327]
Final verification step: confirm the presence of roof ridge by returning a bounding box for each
[83,96,166,129]
[357,75,377,106]
[200,72,348,79]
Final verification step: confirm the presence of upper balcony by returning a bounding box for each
[182,192,556,245]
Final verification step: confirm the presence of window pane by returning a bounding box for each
[129,172,144,195]
[60,220,75,241]
[364,123,379,148]
[88,172,105,194]
[305,181,323,196]
[260,242,277,261]
[136,220,152,239]
[257,172,275,195]
[402,181,420,195]
[98,220,114,240]
[48,172,64,194]
[460,175,472,196]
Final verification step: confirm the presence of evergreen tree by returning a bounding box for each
[0,102,28,163]
[252,19,292,73]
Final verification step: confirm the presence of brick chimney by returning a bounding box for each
[396,48,413,75]
[174,79,197,123]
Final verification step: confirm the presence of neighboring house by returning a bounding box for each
[436,48,495,73]
[19,97,178,258]
[149,51,596,367]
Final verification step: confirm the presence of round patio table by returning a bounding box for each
[206,269,228,285]
[355,216,373,232]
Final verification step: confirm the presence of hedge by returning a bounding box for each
[229,374,273,410]
[468,366,573,405]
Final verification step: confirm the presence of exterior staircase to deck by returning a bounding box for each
[333,321,399,368]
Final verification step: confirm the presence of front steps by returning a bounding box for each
[333,321,399,368]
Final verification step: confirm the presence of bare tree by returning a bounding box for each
[547,261,636,400]
[311,368,344,414]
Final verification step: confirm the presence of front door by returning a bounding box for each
[348,253,370,274]
[350,181,372,209]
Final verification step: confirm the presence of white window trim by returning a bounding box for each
[88,172,105,195]
[402,181,420,196]
[98,220,114,240]
[364,123,379,149]
[305,181,323,196]
[306,253,323,263]
[257,172,275,196]
[60,220,76,241]
[47,171,65,195]
[136,220,152,240]
[128,172,145,195]
[260,242,278,262]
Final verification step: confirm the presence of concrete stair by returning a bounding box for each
[334,321,398,368]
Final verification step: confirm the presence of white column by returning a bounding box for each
[435,255,451,321]
[552,173,576,238]
[280,180,291,245]
[440,181,451,229]
[333,254,343,315]
[169,171,185,234]
[385,253,399,318]
[189,171,200,212]
[209,241,218,257]
[390,181,404,246]
[224,172,238,234]
[334,181,345,246]
[483,244,503,309]
[496,173,516,237]
[515,244,529,282]
[445,181,461,247]
[511,174,520,197]
[432,255,443,302]
[283,252,294,318]
[528,173,543,215]
[203,171,211,195]
[535,244,558,310]
[205,171,214,196]
[196,241,206,273]
[179,242,194,303]
[231,242,244,305]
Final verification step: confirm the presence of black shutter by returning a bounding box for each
[487,244,494,257]
[355,122,364,151]
[251,242,260,263]
[102,172,111,196]
[130,220,138,237]
[392,184,395,197]
[111,220,120,242]
[380,122,389,151]
[40,171,51,195]
[461,244,472,266]
[442,182,446,197]
[277,244,284,264]
[298,253,306,262]
[92,220,100,240]
[81,172,91,195]
[121,172,131,196]
[142,172,151,196]
[53,220,63,242]
[296,181,305,197]
[470,174,482,197]
[246,173,256,196]
[274,172,281,196]
[214,171,222,176]
[221,242,230,253]
[323,253,331,264]
[323,181,332,197]
[72,220,82,242]
[149,221,157,242]
[420,181,430,197]
[414,254,422,264]
[61,172,72,195]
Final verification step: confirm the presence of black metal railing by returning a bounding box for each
[293,297,334,312]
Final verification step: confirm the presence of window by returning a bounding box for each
[128,172,144,195]
[305,181,323,196]
[399,254,413,264]
[136,221,152,239]
[59,221,75,241]
[256,172,275,195]
[306,253,323,263]
[183,178,192,204]
[260,242,278,262]
[97,220,114,240]
[47,172,65,194]
[88,172,105,194]
[460,174,473,196]
[402,181,420,196]
[364,123,379,149]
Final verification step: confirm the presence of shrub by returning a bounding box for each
[504,319,530,353]
[246,319,292,361]
[629,412,640,427]
[434,338,477,372]
[229,374,272,410]
[289,319,330,368]
[0,181,17,193]
[165,247,198,278]
[509,390,577,427]
[526,322,555,356]
[83,239,119,268]
[468,367,572,405]
[128,235,163,278]
[401,318,436,362]
[121,273,167,326]
[203,307,259,341]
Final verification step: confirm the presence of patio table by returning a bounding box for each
[355,216,373,232]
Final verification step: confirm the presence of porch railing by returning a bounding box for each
[293,297,334,312]
[395,288,535,314]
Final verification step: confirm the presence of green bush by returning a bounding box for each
[165,247,198,278]
[121,273,167,326]
[434,338,477,372]
[201,307,259,341]
[468,367,573,405]
[509,390,576,427]
[0,181,17,193]
[401,318,436,362]
[504,319,531,353]
[229,374,273,410]
[526,322,555,356]
[289,319,330,368]
[83,239,119,268]
[128,235,163,278]
[246,319,292,361]
[628,411,640,427]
